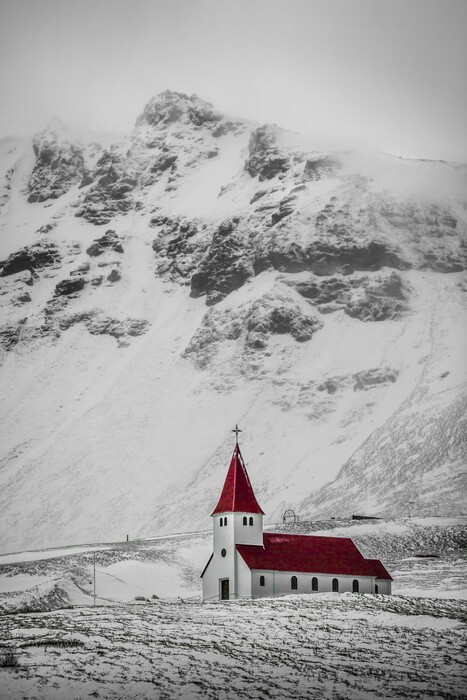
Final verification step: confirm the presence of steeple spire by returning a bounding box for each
[211,438,264,516]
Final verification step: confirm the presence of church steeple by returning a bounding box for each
[211,440,264,516]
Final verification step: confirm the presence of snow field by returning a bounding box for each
[0,594,466,700]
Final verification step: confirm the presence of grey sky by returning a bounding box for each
[0,0,466,160]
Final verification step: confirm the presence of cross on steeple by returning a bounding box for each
[232,424,242,445]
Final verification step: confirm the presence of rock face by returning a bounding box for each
[0,242,60,276]
[135,90,222,129]
[245,291,319,348]
[184,286,321,368]
[151,215,201,281]
[28,128,86,203]
[54,277,85,296]
[190,219,254,305]
[76,151,137,225]
[290,271,410,321]
[245,125,290,181]
[58,312,149,339]
[86,230,124,257]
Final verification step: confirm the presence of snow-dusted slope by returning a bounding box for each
[0,91,466,553]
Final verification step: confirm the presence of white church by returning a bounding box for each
[201,434,392,601]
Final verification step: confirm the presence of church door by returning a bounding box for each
[220,579,229,600]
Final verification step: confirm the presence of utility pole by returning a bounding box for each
[93,551,96,606]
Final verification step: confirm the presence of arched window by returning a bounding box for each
[249,517,253,526]
[260,575,265,587]
[291,576,298,590]
[332,578,339,592]
[224,517,227,526]
[352,579,359,593]
[243,516,247,526]
[375,584,379,594]
[220,518,223,527]
[221,548,226,557]
[312,577,318,591]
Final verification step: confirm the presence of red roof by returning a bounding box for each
[211,444,265,516]
[236,533,392,580]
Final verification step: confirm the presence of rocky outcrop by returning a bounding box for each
[379,198,467,272]
[290,271,410,321]
[244,291,320,349]
[0,318,27,351]
[28,128,85,203]
[0,242,60,277]
[184,287,321,368]
[353,368,398,390]
[54,277,85,296]
[136,91,223,130]
[256,240,410,277]
[0,309,149,355]
[245,125,289,181]
[107,269,121,283]
[59,312,149,339]
[152,215,201,281]
[86,230,124,257]
[190,219,254,305]
[75,151,137,225]
[70,262,90,276]
[271,194,296,225]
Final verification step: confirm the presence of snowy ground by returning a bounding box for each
[0,594,466,699]
[1,517,466,698]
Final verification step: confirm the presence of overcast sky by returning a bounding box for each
[0,0,466,160]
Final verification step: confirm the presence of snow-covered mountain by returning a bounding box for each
[0,90,466,554]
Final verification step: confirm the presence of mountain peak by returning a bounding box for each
[135,90,223,129]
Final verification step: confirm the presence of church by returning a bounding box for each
[201,433,392,601]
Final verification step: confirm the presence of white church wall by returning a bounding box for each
[376,578,392,594]
[235,552,252,599]
[250,569,274,598]
[250,570,375,598]
[203,513,237,601]
[233,512,263,546]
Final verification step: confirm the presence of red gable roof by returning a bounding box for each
[236,533,392,580]
[211,444,265,516]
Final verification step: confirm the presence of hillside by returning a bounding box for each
[0,91,466,553]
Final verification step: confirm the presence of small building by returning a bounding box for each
[201,440,392,600]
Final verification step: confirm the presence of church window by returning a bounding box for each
[312,577,318,591]
[220,519,223,527]
[243,516,247,525]
[291,576,298,590]
[249,517,253,526]
[224,517,227,526]
[332,578,339,592]
[221,548,226,557]
[352,579,359,593]
[260,575,265,587]
[375,584,379,594]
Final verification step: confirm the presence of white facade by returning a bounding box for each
[250,571,377,597]
[202,512,263,601]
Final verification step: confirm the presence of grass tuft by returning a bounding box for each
[0,650,19,668]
